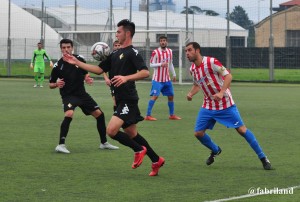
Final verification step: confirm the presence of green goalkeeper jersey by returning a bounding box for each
[31,49,51,65]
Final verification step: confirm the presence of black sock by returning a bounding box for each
[133,133,159,162]
[59,117,72,144]
[112,131,142,152]
[96,113,107,144]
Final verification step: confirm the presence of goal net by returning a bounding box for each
[58,30,193,84]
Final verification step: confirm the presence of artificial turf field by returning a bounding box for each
[0,78,299,202]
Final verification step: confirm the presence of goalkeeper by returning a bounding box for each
[30,42,53,87]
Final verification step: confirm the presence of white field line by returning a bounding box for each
[204,185,300,202]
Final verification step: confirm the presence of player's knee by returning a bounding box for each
[236,125,247,135]
[194,131,205,138]
[64,110,74,118]
[106,126,118,137]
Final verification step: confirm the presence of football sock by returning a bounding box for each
[40,73,45,85]
[34,75,39,84]
[197,133,219,153]
[112,131,143,152]
[146,100,156,116]
[59,117,72,144]
[243,129,265,159]
[133,133,159,162]
[96,113,107,144]
[168,101,174,115]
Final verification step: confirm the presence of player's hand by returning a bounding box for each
[63,53,78,65]
[56,78,65,88]
[161,62,168,68]
[111,75,127,87]
[49,61,53,68]
[104,78,111,86]
[187,92,193,101]
[85,74,94,85]
[172,76,176,82]
[30,63,33,69]
[212,92,224,101]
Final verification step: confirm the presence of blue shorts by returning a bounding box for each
[194,105,244,132]
[150,80,174,97]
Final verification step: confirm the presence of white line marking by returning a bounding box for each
[204,185,300,202]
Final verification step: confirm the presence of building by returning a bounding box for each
[255,0,300,47]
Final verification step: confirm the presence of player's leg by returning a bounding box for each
[39,64,46,87]
[55,109,74,154]
[145,81,161,120]
[33,65,39,87]
[236,126,271,170]
[90,109,119,150]
[162,82,181,120]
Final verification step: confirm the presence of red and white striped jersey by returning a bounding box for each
[189,56,235,110]
[150,47,175,82]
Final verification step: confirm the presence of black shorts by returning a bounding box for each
[62,94,100,115]
[114,100,144,129]
[110,85,115,97]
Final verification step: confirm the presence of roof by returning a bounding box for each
[0,0,59,39]
[280,0,300,6]
[44,6,245,31]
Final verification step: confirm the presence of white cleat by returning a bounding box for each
[40,85,44,88]
[55,144,70,154]
[99,142,119,150]
[33,84,38,88]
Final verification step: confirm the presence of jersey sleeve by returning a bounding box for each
[49,62,59,83]
[212,58,229,76]
[99,54,112,73]
[31,51,36,63]
[131,48,148,71]
[150,50,160,68]
[43,50,51,61]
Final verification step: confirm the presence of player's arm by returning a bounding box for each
[103,72,111,86]
[84,74,94,85]
[63,53,104,75]
[111,69,149,87]
[30,52,36,68]
[187,83,201,101]
[169,62,176,82]
[44,52,53,67]
[49,62,65,89]
[149,51,165,68]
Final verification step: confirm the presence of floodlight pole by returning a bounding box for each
[40,0,44,45]
[7,0,11,76]
[226,0,231,70]
[269,0,274,81]
[129,0,132,21]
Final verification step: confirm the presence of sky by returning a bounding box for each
[11,0,287,23]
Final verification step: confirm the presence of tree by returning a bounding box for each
[180,6,219,16]
[227,6,255,47]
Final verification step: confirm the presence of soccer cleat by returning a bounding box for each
[132,146,147,169]
[99,142,119,150]
[206,147,222,165]
[260,157,272,170]
[40,85,44,88]
[55,144,70,154]
[33,84,38,88]
[169,115,181,120]
[149,157,165,176]
[144,116,157,121]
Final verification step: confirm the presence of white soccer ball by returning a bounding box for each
[91,42,110,61]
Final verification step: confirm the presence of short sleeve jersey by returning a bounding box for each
[49,54,88,98]
[100,45,148,102]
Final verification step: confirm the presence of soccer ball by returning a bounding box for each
[91,42,110,61]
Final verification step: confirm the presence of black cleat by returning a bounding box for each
[260,157,272,170]
[206,147,222,165]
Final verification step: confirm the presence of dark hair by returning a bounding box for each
[37,42,42,45]
[186,42,201,51]
[159,36,167,41]
[113,39,120,44]
[60,38,73,48]
[117,19,135,37]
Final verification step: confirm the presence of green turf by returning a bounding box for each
[1,61,300,83]
[0,79,299,202]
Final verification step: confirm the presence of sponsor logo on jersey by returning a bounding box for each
[132,48,139,56]
[67,103,72,108]
[119,53,124,60]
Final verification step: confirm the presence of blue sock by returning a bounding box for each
[168,101,174,115]
[243,129,265,159]
[146,100,155,116]
[196,133,219,153]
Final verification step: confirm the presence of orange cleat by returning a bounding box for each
[132,146,147,169]
[144,116,157,121]
[149,157,165,176]
[169,115,181,120]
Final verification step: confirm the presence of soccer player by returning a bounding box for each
[185,42,271,170]
[103,40,121,112]
[30,42,53,87]
[145,36,181,121]
[63,19,165,176]
[49,38,119,154]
